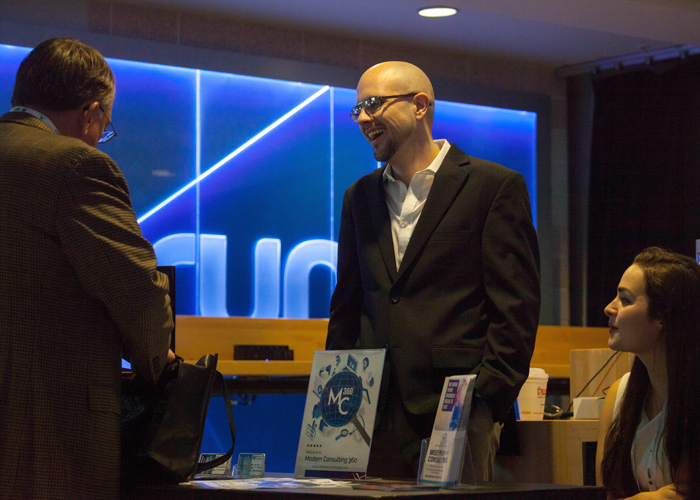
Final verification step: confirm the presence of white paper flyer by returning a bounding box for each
[418,374,476,487]
[294,349,385,479]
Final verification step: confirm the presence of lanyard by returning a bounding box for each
[10,106,60,135]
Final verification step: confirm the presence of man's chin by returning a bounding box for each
[370,139,393,162]
[373,148,392,163]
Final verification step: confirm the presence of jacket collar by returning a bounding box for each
[1,111,57,136]
[365,144,471,283]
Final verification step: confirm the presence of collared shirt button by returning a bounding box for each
[400,221,408,228]
[390,294,400,304]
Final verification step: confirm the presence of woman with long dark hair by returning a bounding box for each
[596,247,699,499]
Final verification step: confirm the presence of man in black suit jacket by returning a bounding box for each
[326,61,540,481]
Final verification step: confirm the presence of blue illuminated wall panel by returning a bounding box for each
[0,44,537,319]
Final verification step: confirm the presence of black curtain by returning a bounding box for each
[587,56,700,326]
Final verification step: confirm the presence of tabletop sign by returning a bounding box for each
[235,453,265,478]
[196,453,232,477]
[294,349,385,479]
[419,374,476,487]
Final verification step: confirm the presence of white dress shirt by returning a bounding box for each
[383,139,451,270]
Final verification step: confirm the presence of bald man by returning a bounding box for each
[326,62,540,481]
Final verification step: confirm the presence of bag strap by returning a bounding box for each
[195,370,236,473]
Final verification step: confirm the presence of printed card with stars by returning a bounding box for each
[294,349,385,479]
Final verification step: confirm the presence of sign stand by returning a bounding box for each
[417,375,477,488]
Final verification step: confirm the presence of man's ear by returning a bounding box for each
[413,92,431,121]
[80,101,100,135]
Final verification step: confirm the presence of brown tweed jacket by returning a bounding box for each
[0,112,173,499]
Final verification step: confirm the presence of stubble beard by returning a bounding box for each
[373,139,397,162]
[369,118,414,163]
[372,131,408,163]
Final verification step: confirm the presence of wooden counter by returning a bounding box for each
[175,316,610,379]
[529,326,609,378]
[176,316,327,376]
[495,420,599,486]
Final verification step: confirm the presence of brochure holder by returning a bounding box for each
[417,374,477,488]
[418,436,476,488]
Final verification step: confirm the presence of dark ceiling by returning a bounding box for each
[133,0,700,67]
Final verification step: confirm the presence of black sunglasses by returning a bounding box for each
[350,93,418,122]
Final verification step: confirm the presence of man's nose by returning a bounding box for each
[357,106,373,124]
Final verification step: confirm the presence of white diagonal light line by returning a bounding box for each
[138,85,330,224]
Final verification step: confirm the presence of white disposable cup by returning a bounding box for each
[516,368,549,421]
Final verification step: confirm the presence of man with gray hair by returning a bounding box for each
[0,38,174,499]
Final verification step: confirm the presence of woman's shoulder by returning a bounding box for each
[612,372,631,418]
[603,373,628,403]
[598,374,629,431]
[596,374,629,485]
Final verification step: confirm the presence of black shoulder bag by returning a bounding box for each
[121,354,236,489]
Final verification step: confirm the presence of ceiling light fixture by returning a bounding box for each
[418,7,458,18]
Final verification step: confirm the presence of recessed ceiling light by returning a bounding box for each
[418,7,458,18]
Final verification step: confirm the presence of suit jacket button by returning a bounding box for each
[390,295,400,304]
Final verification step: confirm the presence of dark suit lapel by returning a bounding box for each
[365,166,399,282]
[397,146,470,279]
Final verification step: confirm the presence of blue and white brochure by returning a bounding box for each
[294,349,385,479]
[419,374,476,487]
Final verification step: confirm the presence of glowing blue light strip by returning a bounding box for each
[329,87,335,243]
[195,70,202,315]
[329,88,335,295]
[137,85,331,223]
[196,69,201,177]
